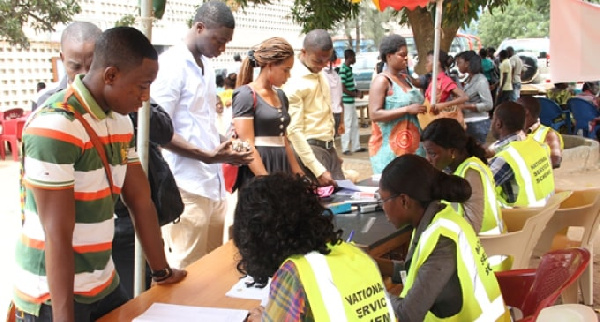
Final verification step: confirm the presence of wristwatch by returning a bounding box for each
[151,266,173,281]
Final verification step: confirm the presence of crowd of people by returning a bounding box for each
[13,1,573,320]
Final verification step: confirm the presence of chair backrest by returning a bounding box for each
[480,191,571,269]
[0,108,24,121]
[522,248,590,318]
[2,119,25,140]
[535,189,600,255]
[566,97,600,137]
[537,97,568,132]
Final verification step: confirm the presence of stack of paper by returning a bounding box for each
[133,303,248,322]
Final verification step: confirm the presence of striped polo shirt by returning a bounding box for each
[339,63,356,104]
[14,75,138,315]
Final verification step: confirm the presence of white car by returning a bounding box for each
[498,38,550,84]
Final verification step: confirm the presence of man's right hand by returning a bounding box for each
[212,141,254,165]
[317,171,336,187]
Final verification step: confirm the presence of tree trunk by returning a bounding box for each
[406,7,459,74]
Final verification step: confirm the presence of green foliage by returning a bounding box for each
[289,0,360,33]
[0,0,81,48]
[115,14,136,27]
[478,0,600,47]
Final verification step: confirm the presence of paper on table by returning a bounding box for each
[133,303,248,322]
[226,275,271,305]
[335,180,378,194]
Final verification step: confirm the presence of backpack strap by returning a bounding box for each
[61,87,115,195]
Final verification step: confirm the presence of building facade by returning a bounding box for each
[0,0,304,111]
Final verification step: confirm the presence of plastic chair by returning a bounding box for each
[0,118,25,161]
[533,188,600,305]
[537,97,571,134]
[495,248,590,322]
[537,304,597,322]
[0,108,24,122]
[479,191,571,270]
[567,97,600,138]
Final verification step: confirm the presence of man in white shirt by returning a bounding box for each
[151,1,253,269]
[323,51,344,137]
[507,46,523,101]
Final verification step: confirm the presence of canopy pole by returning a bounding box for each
[430,0,443,106]
[134,0,153,297]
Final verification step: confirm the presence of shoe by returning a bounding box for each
[343,151,352,156]
[353,148,367,153]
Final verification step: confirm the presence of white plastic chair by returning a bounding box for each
[480,191,571,270]
[533,188,600,305]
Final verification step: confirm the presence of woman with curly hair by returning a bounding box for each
[376,155,509,321]
[421,118,504,235]
[233,173,395,322]
[231,37,304,191]
[368,34,427,174]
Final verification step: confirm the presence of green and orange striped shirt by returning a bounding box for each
[14,75,138,315]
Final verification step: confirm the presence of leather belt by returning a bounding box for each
[254,136,286,147]
[307,139,335,150]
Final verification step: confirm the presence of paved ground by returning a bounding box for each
[2,132,600,317]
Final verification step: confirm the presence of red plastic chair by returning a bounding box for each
[495,248,590,322]
[0,108,24,122]
[0,118,25,161]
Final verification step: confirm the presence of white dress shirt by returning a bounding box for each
[151,43,225,201]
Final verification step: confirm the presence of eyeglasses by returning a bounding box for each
[375,191,399,204]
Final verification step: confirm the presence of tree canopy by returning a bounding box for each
[478,0,600,48]
[0,0,80,48]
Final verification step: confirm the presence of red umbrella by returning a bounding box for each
[371,0,432,12]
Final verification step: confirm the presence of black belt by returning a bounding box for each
[307,139,335,150]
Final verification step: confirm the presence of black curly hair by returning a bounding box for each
[232,173,343,282]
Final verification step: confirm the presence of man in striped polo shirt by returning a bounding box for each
[339,49,366,155]
[14,27,186,321]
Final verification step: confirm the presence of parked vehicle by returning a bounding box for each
[497,38,550,84]
[352,52,380,92]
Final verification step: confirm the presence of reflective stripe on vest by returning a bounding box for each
[289,242,396,321]
[454,157,504,235]
[401,207,509,321]
[530,125,564,149]
[496,138,554,208]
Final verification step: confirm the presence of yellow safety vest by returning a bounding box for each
[495,137,555,208]
[530,124,564,149]
[454,157,505,235]
[400,206,510,322]
[286,242,396,321]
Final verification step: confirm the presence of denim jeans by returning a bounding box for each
[509,82,521,101]
[466,119,492,145]
[15,285,129,321]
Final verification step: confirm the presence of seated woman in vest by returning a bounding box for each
[376,154,509,321]
[421,118,504,235]
[235,173,395,322]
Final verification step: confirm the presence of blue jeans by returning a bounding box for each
[466,119,492,144]
[15,285,129,321]
[509,82,521,101]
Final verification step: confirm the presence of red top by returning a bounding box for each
[425,72,458,104]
